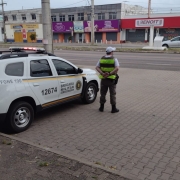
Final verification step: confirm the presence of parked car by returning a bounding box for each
[0,47,100,133]
[162,36,180,48]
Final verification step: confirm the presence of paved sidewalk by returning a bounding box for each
[3,68,180,180]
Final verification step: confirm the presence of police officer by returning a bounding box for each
[96,47,120,113]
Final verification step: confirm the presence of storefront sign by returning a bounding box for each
[84,20,120,32]
[11,25,23,29]
[23,24,39,29]
[52,22,73,33]
[11,24,39,29]
[135,19,164,27]
[22,29,26,38]
[73,21,84,33]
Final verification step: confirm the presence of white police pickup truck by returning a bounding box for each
[0,47,100,133]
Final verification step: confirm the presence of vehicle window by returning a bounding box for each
[52,59,76,75]
[30,59,52,77]
[171,37,180,41]
[5,62,24,76]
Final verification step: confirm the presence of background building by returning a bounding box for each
[51,3,149,44]
[4,8,43,42]
[121,12,180,43]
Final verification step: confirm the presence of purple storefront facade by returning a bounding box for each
[52,22,75,42]
[52,20,121,43]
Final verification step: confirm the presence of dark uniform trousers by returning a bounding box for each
[100,78,116,105]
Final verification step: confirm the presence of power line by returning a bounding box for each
[57,0,85,8]
[86,0,91,6]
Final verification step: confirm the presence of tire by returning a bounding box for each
[7,101,34,133]
[162,44,169,48]
[82,82,97,104]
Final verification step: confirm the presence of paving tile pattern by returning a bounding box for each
[12,68,180,180]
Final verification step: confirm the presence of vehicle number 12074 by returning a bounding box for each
[42,87,57,96]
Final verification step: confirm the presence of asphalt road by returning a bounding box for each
[55,50,180,71]
[0,47,179,71]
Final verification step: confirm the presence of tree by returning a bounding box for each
[29,33,36,41]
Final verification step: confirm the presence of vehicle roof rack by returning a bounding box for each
[0,47,56,60]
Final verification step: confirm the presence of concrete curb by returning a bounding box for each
[0,44,179,54]
[0,132,140,180]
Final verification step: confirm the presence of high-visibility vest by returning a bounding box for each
[99,56,116,79]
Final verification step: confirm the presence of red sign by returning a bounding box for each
[22,29,26,38]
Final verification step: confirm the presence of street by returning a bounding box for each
[55,50,180,71]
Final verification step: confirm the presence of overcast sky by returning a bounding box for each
[4,0,180,12]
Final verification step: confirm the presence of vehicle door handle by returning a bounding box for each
[33,83,39,87]
[60,80,65,83]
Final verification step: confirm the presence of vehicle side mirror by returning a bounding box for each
[77,68,83,74]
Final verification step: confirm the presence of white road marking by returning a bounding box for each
[146,63,171,66]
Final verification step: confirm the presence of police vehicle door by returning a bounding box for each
[28,58,59,106]
[52,59,83,99]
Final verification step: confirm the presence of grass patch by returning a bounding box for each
[39,162,49,167]
[2,140,12,145]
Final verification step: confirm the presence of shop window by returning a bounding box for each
[98,13,105,20]
[4,16,8,21]
[109,12,117,19]
[12,15,17,21]
[87,14,91,21]
[59,15,65,22]
[22,14,26,21]
[68,15,74,21]
[78,13,84,21]
[31,14,36,20]
[51,15,57,22]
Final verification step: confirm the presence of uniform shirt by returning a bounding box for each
[96,55,120,67]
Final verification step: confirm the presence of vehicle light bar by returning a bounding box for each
[9,47,45,52]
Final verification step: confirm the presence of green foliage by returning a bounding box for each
[29,33,36,41]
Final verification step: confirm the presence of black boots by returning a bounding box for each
[111,105,119,113]
[99,104,119,113]
[99,104,104,112]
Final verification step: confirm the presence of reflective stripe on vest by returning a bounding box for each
[99,56,116,80]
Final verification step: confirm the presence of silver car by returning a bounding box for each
[162,36,180,48]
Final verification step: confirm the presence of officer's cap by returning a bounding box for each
[106,47,116,53]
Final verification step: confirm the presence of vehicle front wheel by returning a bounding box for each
[162,44,169,48]
[82,82,97,104]
[7,101,34,133]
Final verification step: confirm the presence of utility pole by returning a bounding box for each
[148,0,154,47]
[0,0,7,43]
[91,0,94,45]
[41,0,53,53]
[148,0,151,18]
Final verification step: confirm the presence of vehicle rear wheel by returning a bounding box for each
[163,44,169,48]
[82,82,97,104]
[7,101,34,133]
